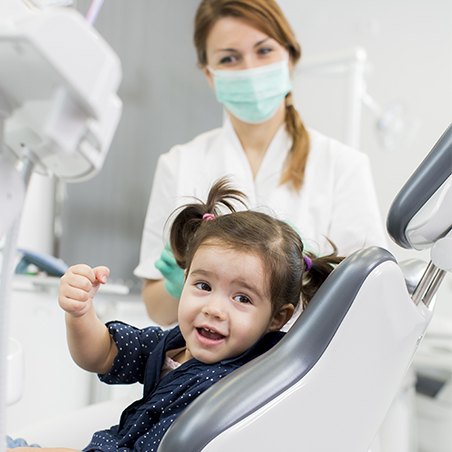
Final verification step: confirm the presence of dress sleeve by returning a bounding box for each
[99,322,165,385]
[134,150,180,280]
[328,152,388,256]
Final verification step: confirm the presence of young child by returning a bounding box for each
[7,178,342,451]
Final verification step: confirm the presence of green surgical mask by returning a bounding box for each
[209,59,292,124]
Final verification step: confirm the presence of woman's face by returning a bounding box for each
[204,16,290,73]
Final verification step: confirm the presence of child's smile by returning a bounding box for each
[196,326,227,343]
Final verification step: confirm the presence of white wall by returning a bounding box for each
[279,0,452,318]
[280,0,451,216]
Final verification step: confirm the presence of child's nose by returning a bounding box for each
[202,296,227,319]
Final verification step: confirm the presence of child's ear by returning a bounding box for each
[268,304,295,331]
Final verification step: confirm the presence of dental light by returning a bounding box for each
[0,1,122,448]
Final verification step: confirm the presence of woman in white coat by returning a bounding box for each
[134,0,387,326]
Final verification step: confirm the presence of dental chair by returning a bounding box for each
[10,124,452,451]
[160,123,452,452]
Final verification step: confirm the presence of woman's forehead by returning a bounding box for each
[206,16,273,50]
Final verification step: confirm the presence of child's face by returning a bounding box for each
[178,243,285,364]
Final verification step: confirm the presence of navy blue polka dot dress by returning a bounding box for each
[82,321,284,451]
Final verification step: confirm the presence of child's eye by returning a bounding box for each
[233,294,252,304]
[195,281,211,292]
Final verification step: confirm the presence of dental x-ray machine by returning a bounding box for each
[0,1,122,449]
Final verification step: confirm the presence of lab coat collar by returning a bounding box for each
[222,117,292,185]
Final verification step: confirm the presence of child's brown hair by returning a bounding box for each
[170,178,343,312]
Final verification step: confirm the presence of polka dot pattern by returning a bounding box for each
[82,322,283,451]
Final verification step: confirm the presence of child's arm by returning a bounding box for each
[58,264,117,374]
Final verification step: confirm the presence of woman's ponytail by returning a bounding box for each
[282,92,310,191]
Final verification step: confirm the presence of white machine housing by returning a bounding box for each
[0,3,122,181]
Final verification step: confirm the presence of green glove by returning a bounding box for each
[155,244,185,299]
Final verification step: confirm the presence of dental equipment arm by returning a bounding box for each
[0,2,122,449]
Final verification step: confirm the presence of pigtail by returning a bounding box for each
[170,204,205,268]
[301,243,344,309]
[204,177,247,216]
[170,177,247,269]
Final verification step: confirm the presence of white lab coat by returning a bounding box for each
[134,120,387,280]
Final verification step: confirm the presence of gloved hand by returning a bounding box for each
[155,244,185,299]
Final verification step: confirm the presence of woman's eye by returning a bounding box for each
[195,282,211,292]
[219,54,238,65]
[234,294,252,304]
[257,47,273,56]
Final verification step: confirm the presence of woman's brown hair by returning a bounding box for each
[194,0,310,190]
[170,178,343,313]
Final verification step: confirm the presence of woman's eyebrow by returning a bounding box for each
[215,38,271,54]
[254,37,271,48]
[214,47,239,53]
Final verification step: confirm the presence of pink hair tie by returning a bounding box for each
[303,256,312,271]
[202,213,215,222]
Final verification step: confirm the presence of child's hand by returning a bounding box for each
[59,264,110,318]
